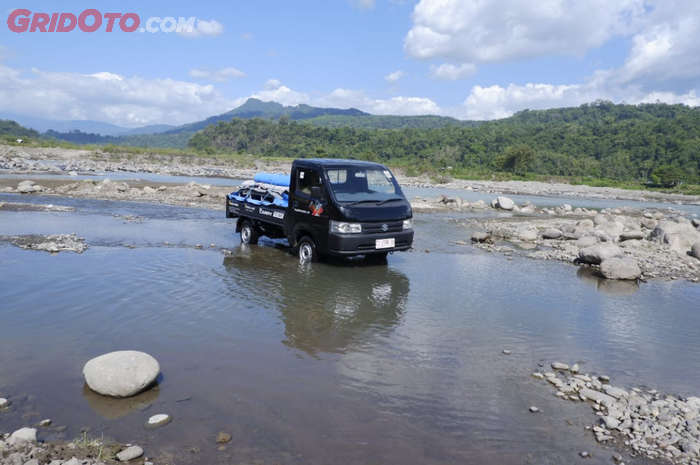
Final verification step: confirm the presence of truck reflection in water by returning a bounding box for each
[222,245,410,357]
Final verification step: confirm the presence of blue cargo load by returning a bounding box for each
[254,172,290,187]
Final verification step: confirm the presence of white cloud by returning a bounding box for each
[177,19,224,38]
[311,88,442,116]
[405,0,645,63]
[189,67,246,82]
[0,65,237,127]
[429,63,477,81]
[251,80,310,106]
[612,1,700,91]
[385,70,406,83]
[350,0,376,10]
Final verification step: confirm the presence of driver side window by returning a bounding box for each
[296,167,323,198]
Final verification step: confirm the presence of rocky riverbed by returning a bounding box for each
[412,195,700,282]
[531,362,700,465]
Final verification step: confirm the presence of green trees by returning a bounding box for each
[651,165,685,187]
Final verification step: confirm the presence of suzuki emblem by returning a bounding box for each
[381,223,388,232]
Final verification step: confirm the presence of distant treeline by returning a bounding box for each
[188,101,700,184]
[43,129,192,149]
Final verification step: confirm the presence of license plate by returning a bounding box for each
[376,238,395,249]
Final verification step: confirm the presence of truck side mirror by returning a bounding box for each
[311,186,323,198]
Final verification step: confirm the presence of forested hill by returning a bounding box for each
[188,102,700,184]
[0,120,40,138]
[164,98,371,134]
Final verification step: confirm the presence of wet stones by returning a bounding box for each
[535,365,700,464]
[83,351,160,398]
[0,398,9,408]
[599,257,642,281]
[216,431,232,444]
[552,362,570,371]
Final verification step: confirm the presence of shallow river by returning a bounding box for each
[1,193,699,464]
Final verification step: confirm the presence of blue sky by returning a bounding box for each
[1,0,699,127]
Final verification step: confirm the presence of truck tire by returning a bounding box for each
[240,220,259,245]
[298,236,318,262]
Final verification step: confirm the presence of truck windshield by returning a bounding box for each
[325,167,403,204]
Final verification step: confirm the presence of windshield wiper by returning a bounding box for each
[376,198,404,205]
[343,199,381,206]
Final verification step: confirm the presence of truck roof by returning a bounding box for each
[294,158,389,170]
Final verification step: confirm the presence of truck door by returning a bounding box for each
[289,166,329,250]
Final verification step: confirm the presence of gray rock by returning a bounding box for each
[143,186,156,194]
[576,236,598,248]
[529,406,540,413]
[18,184,35,194]
[593,214,612,226]
[83,351,160,398]
[691,242,700,260]
[641,218,659,230]
[0,398,9,408]
[117,445,144,462]
[63,459,81,465]
[620,231,645,241]
[552,362,569,371]
[577,219,595,230]
[518,230,537,242]
[542,229,563,240]
[580,389,616,406]
[471,232,492,244]
[147,413,171,428]
[578,243,623,265]
[8,427,37,446]
[600,257,641,280]
[651,219,700,255]
[692,218,700,228]
[18,180,35,188]
[602,385,629,399]
[496,196,515,210]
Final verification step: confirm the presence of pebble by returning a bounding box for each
[216,431,232,444]
[502,350,512,355]
[529,406,540,413]
[116,445,144,462]
[580,451,589,458]
[551,362,570,371]
[146,414,171,428]
[0,398,10,408]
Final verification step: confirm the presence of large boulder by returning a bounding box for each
[495,196,515,211]
[83,351,160,398]
[620,231,645,242]
[518,230,538,242]
[578,243,624,265]
[600,257,641,280]
[651,219,700,255]
[692,242,700,261]
[542,229,563,240]
[8,428,37,446]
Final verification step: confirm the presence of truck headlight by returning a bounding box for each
[330,221,362,234]
[402,219,413,230]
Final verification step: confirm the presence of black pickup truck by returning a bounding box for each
[226,159,414,262]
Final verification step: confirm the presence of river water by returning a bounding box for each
[1,193,699,464]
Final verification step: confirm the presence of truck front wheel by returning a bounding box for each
[298,236,318,263]
[240,220,259,245]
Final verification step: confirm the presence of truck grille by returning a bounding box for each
[362,221,404,234]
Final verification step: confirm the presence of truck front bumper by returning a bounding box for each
[327,230,414,256]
